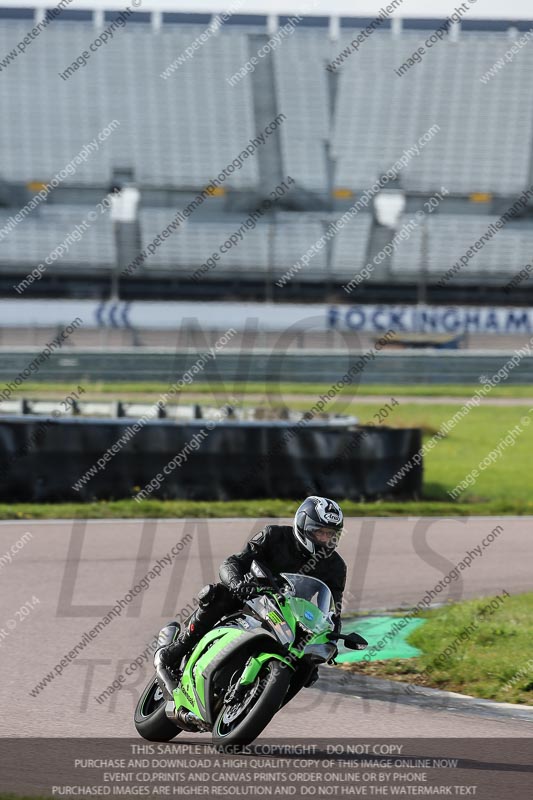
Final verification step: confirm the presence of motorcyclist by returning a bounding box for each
[154,496,347,698]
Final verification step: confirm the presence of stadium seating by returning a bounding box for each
[2,203,533,286]
[330,215,374,281]
[0,22,258,188]
[332,31,533,194]
[2,22,532,196]
[391,214,533,280]
[0,205,114,272]
[1,17,533,289]
[139,212,269,276]
[0,204,375,282]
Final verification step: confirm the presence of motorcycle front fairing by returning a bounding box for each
[236,584,338,692]
[172,621,294,728]
[245,593,295,645]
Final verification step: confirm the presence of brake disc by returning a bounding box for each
[222,680,262,724]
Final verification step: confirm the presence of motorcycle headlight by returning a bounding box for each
[302,643,337,662]
[298,619,316,636]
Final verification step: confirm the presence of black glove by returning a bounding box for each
[229,578,258,601]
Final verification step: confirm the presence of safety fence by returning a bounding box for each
[0,348,533,384]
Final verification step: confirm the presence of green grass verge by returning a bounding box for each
[9,381,533,398]
[4,498,533,520]
[341,593,533,705]
[353,402,533,505]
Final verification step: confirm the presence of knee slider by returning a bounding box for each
[156,621,180,650]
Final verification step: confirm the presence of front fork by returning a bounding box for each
[228,652,294,702]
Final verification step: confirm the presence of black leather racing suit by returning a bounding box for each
[184,525,347,641]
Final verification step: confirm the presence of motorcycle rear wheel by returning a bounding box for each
[134,675,182,741]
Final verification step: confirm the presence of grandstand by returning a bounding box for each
[332,31,533,195]
[1,5,533,304]
[391,214,533,280]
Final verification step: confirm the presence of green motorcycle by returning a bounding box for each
[134,560,367,746]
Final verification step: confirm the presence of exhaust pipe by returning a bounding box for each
[165,702,210,732]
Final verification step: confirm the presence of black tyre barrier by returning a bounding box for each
[0,417,422,502]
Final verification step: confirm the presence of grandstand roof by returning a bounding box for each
[1,0,532,22]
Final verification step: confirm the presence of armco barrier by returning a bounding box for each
[0,417,422,501]
[0,348,532,385]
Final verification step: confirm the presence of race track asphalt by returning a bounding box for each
[0,517,531,739]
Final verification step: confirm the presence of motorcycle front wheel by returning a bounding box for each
[134,674,182,741]
[212,660,291,747]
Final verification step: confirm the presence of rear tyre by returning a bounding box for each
[134,675,182,741]
[212,661,291,748]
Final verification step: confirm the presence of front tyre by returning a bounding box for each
[213,661,291,747]
[134,675,182,741]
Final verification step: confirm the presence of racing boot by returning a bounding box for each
[154,610,210,697]
[153,621,182,700]
[154,584,224,699]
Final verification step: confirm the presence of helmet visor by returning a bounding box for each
[306,522,342,548]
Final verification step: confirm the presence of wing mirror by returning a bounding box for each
[342,632,368,650]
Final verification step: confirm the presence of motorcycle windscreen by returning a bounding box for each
[286,595,332,635]
[279,573,335,615]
